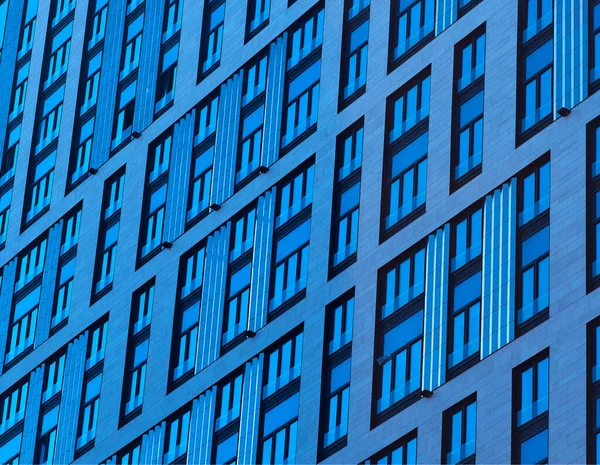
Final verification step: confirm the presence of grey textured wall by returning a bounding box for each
[0,0,596,463]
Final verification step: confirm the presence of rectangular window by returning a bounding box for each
[442,394,477,464]
[588,119,600,291]
[516,157,550,334]
[512,349,549,464]
[194,94,219,146]
[5,285,41,365]
[451,207,483,272]
[282,59,322,149]
[92,168,126,300]
[222,208,256,350]
[51,0,75,25]
[9,63,29,122]
[42,352,66,402]
[517,0,553,143]
[35,85,65,154]
[67,0,108,192]
[60,205,82,257]
[212,373,243,465]
[447,206,482,378]
[1,127,21,185]
[382,68,430,240]
[163,408,191,463]
[281,6,324,150]
[121,279,154,424]
[236,54,268,188]
[591,1,600,91]
[448,271,481,373]
[15,238,47,291]
[112,80,137,150]
[246,0,270,39]
[75,373,102,453]
[0,380,28,435]
[215,372,243,431]
[237,104,264,186]
[269,163,314,317]
[18,0,38,58]
[186,95,218,227]
[89,0,108,48]
[138,133,171,265]
[169,243,205,388]
[587,317,600,464]
[198,0,225,79]
[259,330,303,465]
[50,257,75,330]
[330,120,363,277]
[451,27,485,190]
[389,0,434,70]
[81,51,103,113]
[318,290,354,460]
[162,0,183,41]
[373,245,425,424]
[24,150,56,225]
[186,146,213,226]
[120,13,144,79]
[0,189,11,249]
[69,117,95,186]
[287,5,324,69]
[35,405,59,465]
[86,320,109,370]
[43,21,73,89]
[360,430,417,464]
[523,0,552,41]
[155,42,179,115]
[339,0,369,109]
[458,0,482,16]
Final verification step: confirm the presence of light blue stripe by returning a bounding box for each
[91,0,127,168]
[212,71,243,205]
[480,178,516,359]
[422,223,450,392]
[263,34,286,167]
[554,0,588,112]
[237,355,263,465]
[187,388,216,465]
[34,221,63,346]
[435,0,458,35]
[197,225,230,371]
[134,0,164,132]
[164,109,195,243]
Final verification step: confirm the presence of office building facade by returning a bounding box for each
[0,0,598,463]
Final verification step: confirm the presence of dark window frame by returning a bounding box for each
[511,348,550,465]
[329,118,364,279]
[380,66,431,243]
[338,0,370,111]
[450,24,486,192]
[515,153,550,337]
[441,393,477,465]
